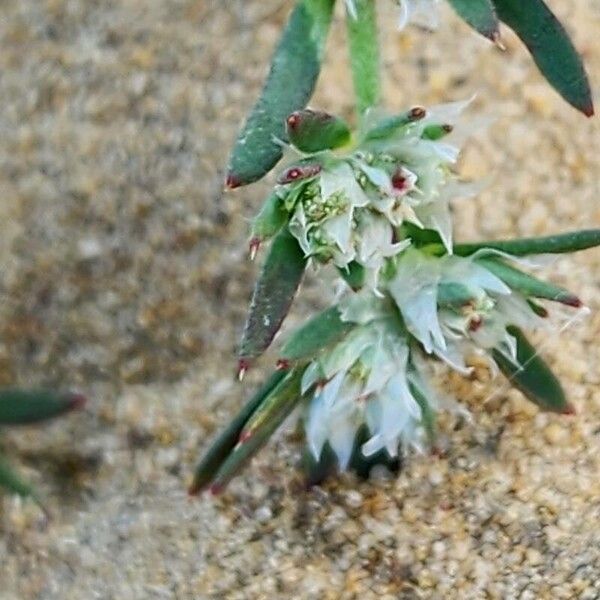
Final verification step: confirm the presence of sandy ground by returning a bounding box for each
[1,1,600,598]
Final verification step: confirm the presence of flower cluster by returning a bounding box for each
[258,101,472,290]
[300,248,581,467]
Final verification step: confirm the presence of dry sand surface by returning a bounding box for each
[1,1,600,598]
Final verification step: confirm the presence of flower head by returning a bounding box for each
[265,102,471,290]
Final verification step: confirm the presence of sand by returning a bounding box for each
[1,1,600,598]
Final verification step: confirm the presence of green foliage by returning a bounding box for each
[0,389,85,425]
[251,192,288,244]
[286,109,351,153]
[239,229,306,364]
[0,388,86,507]
[226,0,336,188]
[476,258,581,307]
[279,306,356,363]
[492,0,593,116]
[189,371,287,494]
[204,369,303,494]
[493,326,572,413]
[454,229,600,257]
[447,0,499,40]
[345,0,381,116]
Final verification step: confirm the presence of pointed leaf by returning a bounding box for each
[493,325,571,413]
[476,258,581,307]
[280,306,356,363]
[226,0,336,188]
[0,389,85,426]
[364,107,426,142]
[447,0,499,40]
[189,370,287,495]
[345,0,381,116]
[240,228,307,363]
[209,369,303,493]
[251,192,288,244]
[239,368,305,444]
[455,229,600,257]
[493,0,593,116]
[286,109,351,153]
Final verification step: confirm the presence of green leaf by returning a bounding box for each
[408,382,437,448]
[345,0,381,116]
[493,326,572,413]
[189,370,287,495]
[0,389,85,426]
[446,0,499,40]
[492,0,593,116]
[455,229,600,257]
[363,107,426,142]
[240,228,307,363]
[476,258,581,307]
[337,261,366,291]
[279,306,356,363]
[250,192,288,245]
[209,369,303,493]
[0,456,42,506]
[239,368,304,446]
[226,0,336,188]
[286,109,351,153]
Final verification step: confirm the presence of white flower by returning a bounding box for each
[303,316,431,466]
[281,101,471,287]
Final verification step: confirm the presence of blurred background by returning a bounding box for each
[1,1,599,598]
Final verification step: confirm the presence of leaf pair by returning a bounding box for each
[190,368,303,495]
[448,0,593,116]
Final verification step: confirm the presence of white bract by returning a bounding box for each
[302,250,551,469]
[282,102,472,289]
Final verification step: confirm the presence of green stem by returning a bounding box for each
[345,0,381,119]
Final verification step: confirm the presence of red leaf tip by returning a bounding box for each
[225,172,242,190]
[561,403,577,416]
[237,358,251,381]
[276,358,291,371]
[67,392,87,411]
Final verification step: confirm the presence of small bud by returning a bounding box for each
[286,109,351,153]
[410,106,427,120]
[277,163,322,185]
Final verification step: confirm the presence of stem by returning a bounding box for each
[345,0,381,119]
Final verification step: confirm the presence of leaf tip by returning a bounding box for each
[276,358,291,371]
[561,403,577,416]
[237,358,251,381]
[225,172,243,190]
[66,392,87,411]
